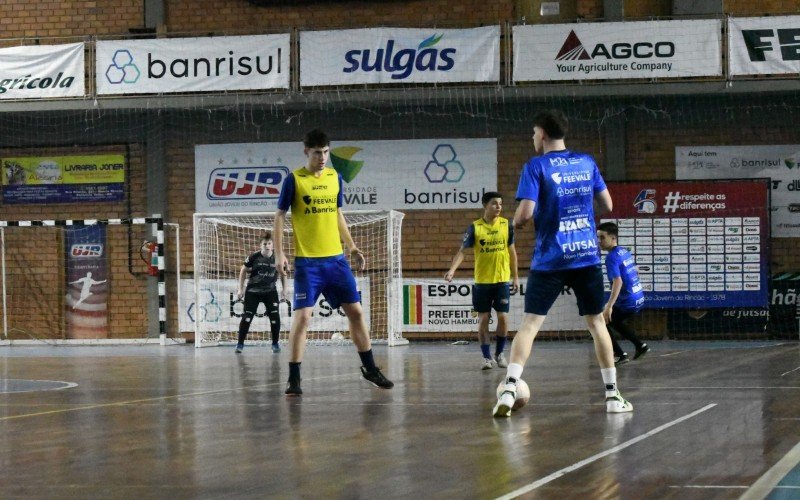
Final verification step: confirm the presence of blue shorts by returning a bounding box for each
[524,265,604,316]
[293,255,361,310]
[472,283,510,314]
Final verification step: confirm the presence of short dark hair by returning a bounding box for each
[533,110,568,140]
[261,231,272,242]
[597,222,618,237]
[482,191,502,206]
[304,129,330,148]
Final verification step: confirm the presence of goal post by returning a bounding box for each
[0,216,183,344]
[192,210,407,347]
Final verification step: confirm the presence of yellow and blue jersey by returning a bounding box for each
[277,167,344,258]
[461,217,514,284]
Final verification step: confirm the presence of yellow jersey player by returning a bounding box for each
[445,192,519,370]
[274,129,393,396]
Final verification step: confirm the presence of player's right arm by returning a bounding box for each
[514,159,539,230]
[237,265,249,300]
[594,189,613,216]
[274,173,296,276]
[445,225,473,282]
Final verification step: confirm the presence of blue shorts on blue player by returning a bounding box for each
[292,254,361,309]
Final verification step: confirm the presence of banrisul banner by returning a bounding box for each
[513,19,721,82]
[730,16,800,76]
[402,279,586,332]
[300,26,499,86]
[676,145,800,237]
[1,154,125,204]
[195,139,496,212]
[0,42,84,99]
[96,34,289,95]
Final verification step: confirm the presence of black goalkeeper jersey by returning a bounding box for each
[243,251,278,294]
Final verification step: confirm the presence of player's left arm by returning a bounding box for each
[338,208,365,271]
[508,242,519,294]
[594,189,613,216]
[513,199,535,230]
[604,276,623,322]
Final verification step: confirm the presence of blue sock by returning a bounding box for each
[495,336,507,356]
[480,344,491,359]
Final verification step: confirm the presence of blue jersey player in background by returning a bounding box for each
[493,110,633,417]
[597,221,649,365]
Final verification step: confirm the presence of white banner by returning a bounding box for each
[402,279,587,333]
[96,35,289,95]
[179,277,370,334]
[195,138,496,212]
[513,20,721,82]
[300,26,499,86]
[729,16,800,76]
[0,42,84,99]
[676,145,800,237]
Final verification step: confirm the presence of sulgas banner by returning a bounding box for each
[1,154,125,204]
[0,42,84,99]
[729,16,800,76]
[96,35,289,95]
[194,139,496,212]
[300,26,499,86]
[402,278,586,333]
[676,145,800,237]
[513,19,721,82]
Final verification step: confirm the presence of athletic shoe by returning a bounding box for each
[615,354,630,366]
[606,390,633,413]
[271,343,281,353]
[285,378,302,396]
[634,344,649,360]
[361,366,394,389]
[493,382,516,417]
[482,358,497,370]
[495,352,508,368]
[235,344,244,353]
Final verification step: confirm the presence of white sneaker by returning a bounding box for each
[495,352,508,368]
[606,390,633,413]
[493,383,516,417]
[481,358,497,370]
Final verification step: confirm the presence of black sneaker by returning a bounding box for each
[615,354,630,366]
[361,366,394,389]
[285,378,302,396]
[634,344,650,360]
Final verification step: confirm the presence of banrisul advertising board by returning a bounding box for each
[513,19,721,82]
[300,26,499,86]
[194,139,496,213]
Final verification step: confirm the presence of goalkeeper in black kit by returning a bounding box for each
[236,232,287,353]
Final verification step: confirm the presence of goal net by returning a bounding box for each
[192,210,406,347]
[0,217,179,344]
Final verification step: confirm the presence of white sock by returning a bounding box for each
[601,367,617,397]
[506,363,523,384]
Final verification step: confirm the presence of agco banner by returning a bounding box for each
[299,26,499,86]
[676,145,800,238]
[0,42,84,99]
[96,34,289,95]
[194,139,496,212]
[513,19,721,82]
[729,16,800,76]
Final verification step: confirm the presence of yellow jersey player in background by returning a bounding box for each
[275,129,393,396]
[445,191,519,370]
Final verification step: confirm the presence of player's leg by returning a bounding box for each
[285,264,322,396]
[610,309,648,359]
[266,290,281,353]
[606,324,629,365]
[570,266,632,413]
[492,283,511,368]
[236,292,260,352]
[473,284,495,369]
[326,256,393,388]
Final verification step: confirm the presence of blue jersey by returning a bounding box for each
[605,246,645,312]
[515,150,607,271]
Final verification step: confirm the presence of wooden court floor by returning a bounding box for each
[0,340,798,499]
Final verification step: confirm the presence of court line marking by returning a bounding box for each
[741,439,800,500]
[669,485,747,489]
[781,366,800,377]
[0,372,353,422]
[495,403,717,500]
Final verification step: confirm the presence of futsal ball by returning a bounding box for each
[496,379,531,410]
[331,332,345,341]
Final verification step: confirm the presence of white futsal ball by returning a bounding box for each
[496,379,531,410]
[330,332,345,341]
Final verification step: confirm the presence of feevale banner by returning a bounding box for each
[729,16,800,76]
[0,42,84,99]
[96,35,289,95]
[194,139,496,212]
[676,145,800,238]
[300,26,499,86]
[513,19,721,82]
